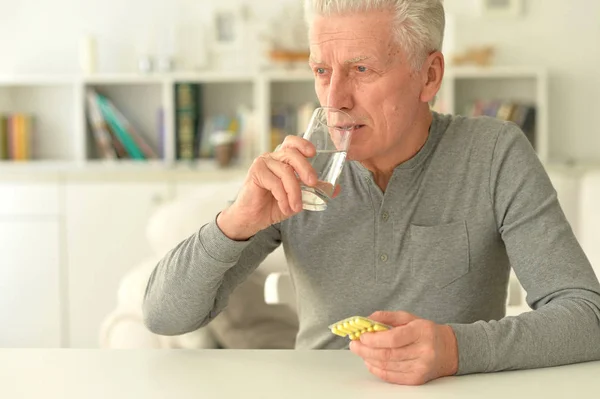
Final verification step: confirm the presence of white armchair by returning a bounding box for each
[100,179,294,349]
[99,181,243,349]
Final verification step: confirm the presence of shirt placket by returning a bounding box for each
[363,175,395,283]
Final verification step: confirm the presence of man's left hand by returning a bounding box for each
[349,311,459,385]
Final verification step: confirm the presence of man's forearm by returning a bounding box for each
[142,220,254,336]
[450,293,600,375]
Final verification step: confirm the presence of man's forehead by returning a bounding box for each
[309,38,398,64]
[309,29,397,64]
[308,54,371,64]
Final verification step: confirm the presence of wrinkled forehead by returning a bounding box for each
[308,12,400,63]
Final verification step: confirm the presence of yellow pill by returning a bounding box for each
[367,327,374,332]
[344,327,356,335]
[337,325,352,335]
[354,318,372,328]
[373,324,388,332]
[344,322,359,332]
[349,321,361,331]
[331,327,345,337]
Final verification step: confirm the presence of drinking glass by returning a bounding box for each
[299,107,355,211]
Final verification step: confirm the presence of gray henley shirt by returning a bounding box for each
[143,111,600,375]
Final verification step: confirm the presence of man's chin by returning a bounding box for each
[346,149,365,162]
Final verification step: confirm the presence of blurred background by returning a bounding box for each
[0,0,598,350]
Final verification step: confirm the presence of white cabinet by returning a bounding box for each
[579,171,600,278]
[0,220,61,348]
[0,182,62,348]
[0,183,60,216]
[65,181,170,347]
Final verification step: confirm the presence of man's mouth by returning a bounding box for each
[333,124,366,131]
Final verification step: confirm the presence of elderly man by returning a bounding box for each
[143,0,600,385]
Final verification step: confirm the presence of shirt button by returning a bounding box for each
[379,254,388,262]
[382,211,389,222]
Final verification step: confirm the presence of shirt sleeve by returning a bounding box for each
[450,121,600,375]
[142,215,282,336]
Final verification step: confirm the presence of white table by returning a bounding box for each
[1,349,599,398]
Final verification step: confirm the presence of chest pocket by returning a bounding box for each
[409,220,470,289]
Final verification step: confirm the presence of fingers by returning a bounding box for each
[350,340,418,365]
[368,310,418,327]
[253,145,316,214]
[261,157,303,213]
[364,361,428,386]
[332,184,342,199]
[247,136,320,217]
[363,357,415,373]
[253,161,296,216]
[359,323,420,349]
[270,147,317,187]
[279,135,316,158]
[352,335,435,386]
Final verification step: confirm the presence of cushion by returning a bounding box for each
[208,268,299,349]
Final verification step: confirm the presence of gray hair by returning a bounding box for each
[304,0,445,70]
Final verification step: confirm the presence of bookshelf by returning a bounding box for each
[437,66,548,161]
[0,66,549,171]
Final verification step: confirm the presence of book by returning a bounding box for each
[465,99,537,148]
[103,99,157,159]
[94,92,145,160]
[157,108,165,159]
[175,83,202,161]
[8,114,30,161]
[84,89,161,161]
[0,116,7,160]
[85,90,118,160]
[22,114,32,160]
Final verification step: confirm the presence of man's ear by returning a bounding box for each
[420,51,444,103]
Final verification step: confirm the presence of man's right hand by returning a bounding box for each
[216,135,318,241]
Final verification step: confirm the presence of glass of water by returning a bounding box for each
[300,107,355,211]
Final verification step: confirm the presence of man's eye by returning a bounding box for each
[357,66,368,73]
[316,68,326,75]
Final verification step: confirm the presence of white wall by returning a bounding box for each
[1,0,599,163]
[446,0,600,163]
[0,0,294,73]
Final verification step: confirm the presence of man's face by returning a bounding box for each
[309,10,426,163]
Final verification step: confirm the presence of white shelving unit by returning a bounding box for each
[0,65,549,172]
[439,66,548,161]
[0,65,554,349]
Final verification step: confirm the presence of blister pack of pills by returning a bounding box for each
[328,316,392,340]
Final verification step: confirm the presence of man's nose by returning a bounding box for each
[326,73,353,111]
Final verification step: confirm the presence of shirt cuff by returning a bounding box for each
[448,321,493,375]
